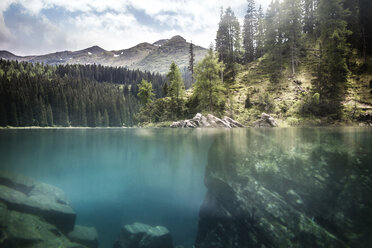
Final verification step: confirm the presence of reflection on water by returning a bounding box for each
[0,128,220,247]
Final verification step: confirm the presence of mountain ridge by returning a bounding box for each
[0,35,207,74]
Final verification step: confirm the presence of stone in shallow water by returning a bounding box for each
[113,222,174,248]
[68,225,99,248]
[0,171,76,234]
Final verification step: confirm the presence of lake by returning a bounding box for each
[0,128,220,247]
[0,127,371,247]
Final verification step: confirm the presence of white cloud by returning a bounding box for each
[0,0,272,55]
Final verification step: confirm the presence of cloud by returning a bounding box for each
[0,0,272,55]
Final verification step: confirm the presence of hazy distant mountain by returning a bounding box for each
[0,35,207,74]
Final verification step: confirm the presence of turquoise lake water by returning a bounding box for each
[0,127,371,247]
[0,128,222,247]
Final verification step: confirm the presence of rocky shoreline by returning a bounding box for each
[170,113,246,128]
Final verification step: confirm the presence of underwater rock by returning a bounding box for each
[252,113,278,127]
[0,202,87,248]
[113,222,174,248]
[195,131,372,247]
[170,113,245,128]
[68,225,99,248]
[0,171,76,234]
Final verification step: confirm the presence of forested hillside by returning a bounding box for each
[0,60,165,127]
[137,0,372,126]
[223,0,372,126]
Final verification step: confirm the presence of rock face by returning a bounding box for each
[68,225,99,248]
[252,113,278,127]
[170,113,245,128]
[0,171,76,234]
[0,171,91,248]
[113,222,174,248]
[195,129,372,248]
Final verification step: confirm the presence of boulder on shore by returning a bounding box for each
[252,113,278,127]
[170,113,245,128]
[113,222,174,248]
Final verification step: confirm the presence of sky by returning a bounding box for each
[0,0,271,56]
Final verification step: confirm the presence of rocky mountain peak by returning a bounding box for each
[82,45,106,54]
[167,35,187,44]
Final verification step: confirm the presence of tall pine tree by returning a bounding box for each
[314,0,351,115]
[192,49,226,113]
[188,41,195,78]
[284,0,302,75]
[255,5,265,58]
[216,7,242,83]
[243,0,256,63]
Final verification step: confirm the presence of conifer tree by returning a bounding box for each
[192,49,226,113]
[166,62,185,118]
[314,0,351,115]
[137,79,155,106]
[46,104,53,126]
[188,41,195,77]
[167,62,184,100]
[255,5,265,58]
[284,0,302,75]
[265,0,284,83]
[359,0,372,60]
[302,0,318,35]
[243,0,256,63]
[103,109,109,127]
[216,7,241,83]
[162,82,168,97]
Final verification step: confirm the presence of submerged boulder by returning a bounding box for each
[113,222,173,248]
[252,113,278,127]
[0,202,86,248]
[170,113,245,128]
[68,225,99,248]
[0,171,76,234]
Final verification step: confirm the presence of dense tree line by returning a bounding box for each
[54,63,165,97]
[0,60,166,127]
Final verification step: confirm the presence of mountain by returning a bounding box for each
[0,35,207,74]
[152,39,169,47]
[135,35,207,74]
